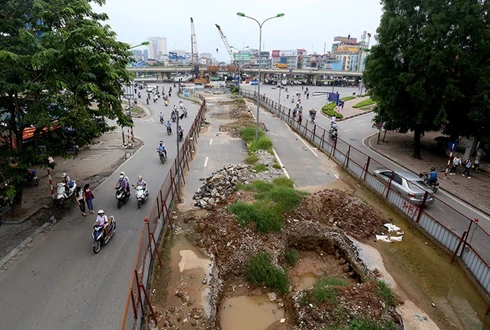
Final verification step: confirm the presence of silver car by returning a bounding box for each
[373,169,435,205]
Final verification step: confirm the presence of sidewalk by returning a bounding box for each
[0,130,143,261]
[367,130,490,216]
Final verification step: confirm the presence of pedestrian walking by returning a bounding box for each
[84,183,95,213]
[449,153,462,175]
[474,151,482,173]
[297,114,302,125]
[75,186,86,216]
[462,158,473,178]
[306,92,309,99]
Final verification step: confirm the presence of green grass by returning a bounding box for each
[229,201,283,233]
[272,162,282,169]
[321,104,343,119]
[350,319,397,330]
[311,277,347,304]
[376,280,396,308]
[238,97,245,104]
[285,248,299,266]
[245,153,259,164]
[253,163,268,172]
[255,186,306,214]
[245,252,290,294]
[240,126,265,143]
[272,177,295,188]
[340,96,355,102]
[353,98,376,108]
[249,136,273,153]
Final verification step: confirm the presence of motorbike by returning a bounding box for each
[167,126,172,136]
[165,100,168,106]
[133,185,149,209]
[419,173,439,193]
[159,116,164,124]
[115,186,130,209]
[183,109,188,118]
[92,216,116,254]
[26,169,40,186]
[178,131,183,142]
[159,150,167,164]
[328,128,338,141]
[55,181,77,205]
[171,113,177,123]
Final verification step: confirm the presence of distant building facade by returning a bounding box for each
[147,37,167,61]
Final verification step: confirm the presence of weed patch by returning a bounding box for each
[376,280,396,308]
[245,252,289,294]
[245,153,259,164]
[229,201,283,233]
[272,162,282,169]
[240,126,264,143]
[273,177,295,188]
[285,248,299,266]
[311,277,347,304]
[350,318,397,330]
[249,136,273,153]
[253,163,268,172]
[256,186,306,214]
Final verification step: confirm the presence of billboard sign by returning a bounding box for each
[234,53,251,60]
[272,50,280,57]
[279,49,298,57]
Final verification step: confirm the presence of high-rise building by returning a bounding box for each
[147,37,167,61]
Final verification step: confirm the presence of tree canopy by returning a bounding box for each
[363,0,490,158]
[0,0,133,213]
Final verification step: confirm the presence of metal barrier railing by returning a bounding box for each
[240,89,490,296]
[121,96,207,330]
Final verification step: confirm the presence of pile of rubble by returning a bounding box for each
[193,159,284,209]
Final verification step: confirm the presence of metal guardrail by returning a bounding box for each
[120,97,207,330]
[241,90,490,296]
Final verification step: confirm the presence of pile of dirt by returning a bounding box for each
[295,189,385,239]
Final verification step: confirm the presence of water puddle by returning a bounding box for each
[178,249,210,272]
[220,295,284,330]
[297,272,317,291]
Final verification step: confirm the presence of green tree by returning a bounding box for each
[0,0,133,214]
[363,0,490,158]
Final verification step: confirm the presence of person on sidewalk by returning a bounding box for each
[474,153,481,173]
[462,158,474,178]
[84,183,95,214]
[449,154,462,175]
[75,186,86,216]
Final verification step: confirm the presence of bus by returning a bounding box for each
[274,63,288,69]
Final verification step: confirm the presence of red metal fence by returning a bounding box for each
[120,97,207,330]
[241,90,490,297]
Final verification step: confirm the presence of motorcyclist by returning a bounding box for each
[158,112,164,122]
[173,104,177,112]
[115,173,129,195]
[135,175,148,196]
[165,99,168,106]
[171,110,177,122]
[428,167,438,184]
[182,107,188,118]
[165,120,172,134]
[179,100,184,109]
[94,209,109,236]
[157,140,167,158]
[178,125,184,141]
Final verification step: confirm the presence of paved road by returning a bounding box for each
[0,83,200,330]
[243,84,490,260]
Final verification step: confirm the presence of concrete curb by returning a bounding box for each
[364,133,490,218]
[0,222,51,270]
[319,107,373,122]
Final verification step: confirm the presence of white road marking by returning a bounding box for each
[293,132,318,157]
[353,120,363,123]
[343,129,352,132]
[272,148,292,183]
[209,139,213,145]
[334,174,339,179]
[204,157,209,167]
[284,122,292,131]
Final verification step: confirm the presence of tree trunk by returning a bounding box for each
[413,127,422,159]
[11,184,24,217]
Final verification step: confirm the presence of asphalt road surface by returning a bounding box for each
[0,83,197,330]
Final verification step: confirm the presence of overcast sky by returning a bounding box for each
[93,0,383,62]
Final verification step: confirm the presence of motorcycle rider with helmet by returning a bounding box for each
[178,125,184,141]
[165,120,172,134]
[428,167,438,184]
[157,141,167,158]
[115,172,130,194]
[94,209,109,236]
[62,172,71,194]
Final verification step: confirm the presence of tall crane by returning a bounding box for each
[215,24,240,85]
[190,17,199,79]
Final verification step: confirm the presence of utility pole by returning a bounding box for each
[176,109,181,202]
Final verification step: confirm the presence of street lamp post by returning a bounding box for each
[237,12,285,140]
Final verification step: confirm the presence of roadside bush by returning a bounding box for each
[252,163,268,172]
[230,86,239,95]
[272,162,282,169]
[245,251,290,294]
[229,201,283,233]
[311,277,347,304]
[238,97,246,104]
[321,104,343,119]
[249,136,273,153]
[353,98,376,108]
[245,153,259,164]
[285,248,299,266]
[272,177,294,188]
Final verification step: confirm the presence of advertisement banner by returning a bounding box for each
[272,50,280,57]
[279,50,298,57]
[169,52,177,60]
[234,53,251,60]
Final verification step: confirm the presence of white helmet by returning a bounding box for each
[98,209,104,215]
[62,173,67,177]
[138,175,142,181]
[119,174,124,179]
[120,171,125,176]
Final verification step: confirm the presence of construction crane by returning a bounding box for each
[190,17,199,79]
[215,24,240,86]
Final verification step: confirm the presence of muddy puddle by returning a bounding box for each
[220,295,285,330]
